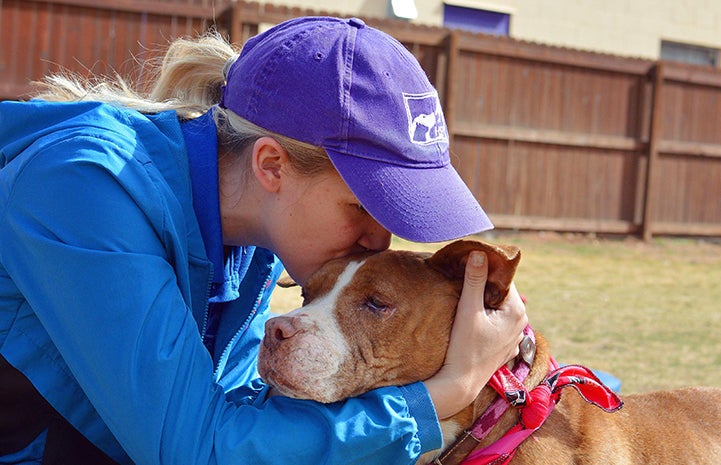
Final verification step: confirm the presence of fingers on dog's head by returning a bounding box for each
[426,240,521,308]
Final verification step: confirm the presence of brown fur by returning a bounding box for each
[261,240,721,464]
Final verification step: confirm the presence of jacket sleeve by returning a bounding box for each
[0,138,442,464]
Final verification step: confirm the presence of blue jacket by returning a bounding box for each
[0,101,441,464]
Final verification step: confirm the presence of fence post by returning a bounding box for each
[641,63,664,241]
[229,2,243,46]
[228,1,263,46]
[443,30,460,149]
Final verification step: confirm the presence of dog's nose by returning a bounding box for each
[264,316,303,350]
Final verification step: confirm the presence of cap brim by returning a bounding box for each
[327,149,494,242]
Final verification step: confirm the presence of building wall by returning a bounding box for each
[250,0,721,60]
[496,0,721,60]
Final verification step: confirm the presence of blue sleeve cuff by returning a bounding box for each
[398,382,443,453]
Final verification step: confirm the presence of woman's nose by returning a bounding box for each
[357,219,392,252]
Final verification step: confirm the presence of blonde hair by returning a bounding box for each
[32,31,333,176]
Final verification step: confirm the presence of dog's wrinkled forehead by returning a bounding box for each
[300,239,520,309]
[301,250,434,302]
[301,252,374,302]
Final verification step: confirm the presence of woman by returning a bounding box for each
[0,16,527,464]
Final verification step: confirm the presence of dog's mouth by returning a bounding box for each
[259,363,346,403]
[257,363,309,400]
[258,337,349,403]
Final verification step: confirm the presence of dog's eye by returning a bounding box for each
[365,297,386,312]
[363,297,395,319]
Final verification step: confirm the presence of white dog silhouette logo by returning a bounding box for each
[403,91,448,145]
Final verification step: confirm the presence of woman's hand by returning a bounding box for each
[424,251,528,420]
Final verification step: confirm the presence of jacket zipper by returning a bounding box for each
[200,266,214,351]
[211,274,272,379]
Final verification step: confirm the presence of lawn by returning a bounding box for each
[269,232,721,394]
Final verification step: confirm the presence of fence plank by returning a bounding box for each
[25,0,226,19]
[453,122,642,151]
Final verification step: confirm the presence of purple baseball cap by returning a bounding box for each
[220,16,493,242]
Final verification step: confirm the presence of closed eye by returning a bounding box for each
[352,203,368,215]
[365,296,386,312]
[363,296,395,319]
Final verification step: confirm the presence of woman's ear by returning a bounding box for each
[251,136,290,193]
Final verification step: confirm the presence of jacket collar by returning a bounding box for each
[181,108,255,302]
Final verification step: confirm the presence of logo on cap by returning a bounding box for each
[403,91,448,145]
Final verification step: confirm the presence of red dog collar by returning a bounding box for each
[463,362,624,465]
[434,326,623,465]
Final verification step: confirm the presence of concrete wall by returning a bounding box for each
[497,0,721,60]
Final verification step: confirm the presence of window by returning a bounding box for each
[660,40,719,67]
[443,3,510,36]
[390,0,418,20]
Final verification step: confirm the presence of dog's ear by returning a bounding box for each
[426,240,521,308]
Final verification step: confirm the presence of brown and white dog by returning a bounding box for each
[258,240,721,464]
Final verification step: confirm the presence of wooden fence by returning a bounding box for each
[0,0,232,99]
[3,0,720,239]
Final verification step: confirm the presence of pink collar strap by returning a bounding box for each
[469,326,536,439]
[433,326,623,465]
[433,327,535,465]
[461,362,624,465]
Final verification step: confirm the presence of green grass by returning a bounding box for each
[495,232,721,394]
[270,232,721,394]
